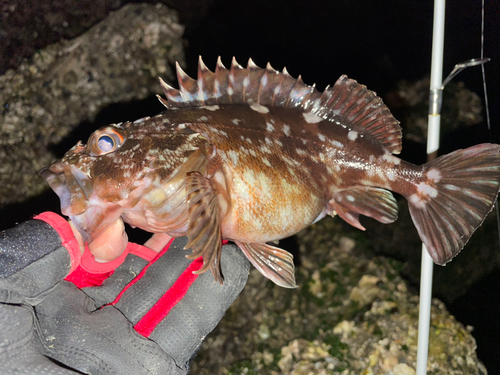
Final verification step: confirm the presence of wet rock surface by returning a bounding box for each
[0,0,215,76]
[0,3,184,208]
[191,218,486,374]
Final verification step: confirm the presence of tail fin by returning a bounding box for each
[407,144,500,265]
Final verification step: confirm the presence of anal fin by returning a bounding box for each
[235,241,297,288]
[329,187,398,230]
[184,171,223,284]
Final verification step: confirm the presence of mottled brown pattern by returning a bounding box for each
[41,58,500,287]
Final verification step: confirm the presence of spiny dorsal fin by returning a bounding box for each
[158,57,402,154]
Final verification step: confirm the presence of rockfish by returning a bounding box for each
[41,57,500,287]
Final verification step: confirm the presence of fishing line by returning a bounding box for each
[479,0,500,247]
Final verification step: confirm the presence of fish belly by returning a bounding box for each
[220,168,325,243]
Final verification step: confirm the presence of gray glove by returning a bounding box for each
[0,212,249,374]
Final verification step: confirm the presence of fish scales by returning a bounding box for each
[41,57,500,288]
[171,105,394,242]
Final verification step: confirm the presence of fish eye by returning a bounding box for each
[97,135,115,152]
[88,126,126,156]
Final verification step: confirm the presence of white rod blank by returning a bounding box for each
[416,0,446,374]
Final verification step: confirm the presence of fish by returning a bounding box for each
[40,57,500,288]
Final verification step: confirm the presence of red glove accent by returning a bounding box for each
[127,242,159,261]
[134,257,203,337]
[66,242,163,288]
[65,266,115,288]
[79,243,129,273]
[34,212,81,274]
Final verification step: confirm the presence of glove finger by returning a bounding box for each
[0,304,78,374]
[111,237,249,370]
[35,282,184,375]
[0,214,80,304]
[79,242,157,306]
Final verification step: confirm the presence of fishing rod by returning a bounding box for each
[416,0,491,373]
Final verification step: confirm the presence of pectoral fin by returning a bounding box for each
[329,187,398,230]
[235,241,297,288]
[184,171,223,284]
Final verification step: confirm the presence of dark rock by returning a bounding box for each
[0,3,184,207]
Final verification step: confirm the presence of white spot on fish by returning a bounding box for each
[200,105,220,111]
[318,133,326,142]
[197,116,208,122]
[329,139,344,149]
[266,122,275,132]
[386,171,395,181]
[347,195,355,202]
[243,77,250,87]
[260,72,270,87]
[250,104,269,114]
[265,137,272,145]
[347,130,358,141]
[382,154,401,165]
[283,156,295,166]
[410,194,426,209]
[232,119,241,125]
[303,112,323,124]
[227,150,239,165]
[262,157,272,167]
[197,88,207,102]
[283,124,291,136]
[416,182,438,198]
[261,144,272,154]
[427,168,442,182]
[227,87,234,95]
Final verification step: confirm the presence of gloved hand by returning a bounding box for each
[0,212,249,375]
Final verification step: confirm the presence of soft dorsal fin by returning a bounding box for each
[157,56,402,154]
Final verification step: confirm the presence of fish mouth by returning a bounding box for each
[40,163,123,242]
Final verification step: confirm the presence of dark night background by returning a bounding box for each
[1,0,500,372]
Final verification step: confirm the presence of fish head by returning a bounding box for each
[40,122,159,242]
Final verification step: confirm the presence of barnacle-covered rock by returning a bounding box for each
[191,218,486,374]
